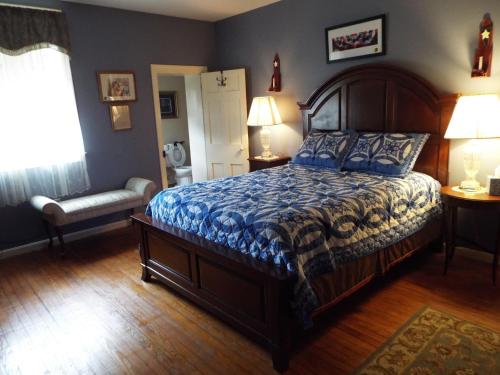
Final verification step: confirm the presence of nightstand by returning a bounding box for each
[441,186,500,284]
[248,156,291,172]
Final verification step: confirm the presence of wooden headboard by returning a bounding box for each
[297,64,457,185]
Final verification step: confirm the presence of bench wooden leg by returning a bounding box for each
[42,220,53,248]
[54,226,66,258]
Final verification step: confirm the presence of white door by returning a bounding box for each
[185,74,208,183]
[201,69,249,179]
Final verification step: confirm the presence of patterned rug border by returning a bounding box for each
[352,305,431,374]
[352,305,500,374]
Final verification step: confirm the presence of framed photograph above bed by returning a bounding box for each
[325,14,386,63]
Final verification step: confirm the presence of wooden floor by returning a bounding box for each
[1,227,499,375]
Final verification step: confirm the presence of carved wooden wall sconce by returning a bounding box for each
[268,53,281,92]
[471,14,493,78]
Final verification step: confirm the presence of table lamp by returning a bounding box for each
[444,94,500,192]
[247,96,282,159]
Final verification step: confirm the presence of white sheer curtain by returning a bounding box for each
[0,48,90,206]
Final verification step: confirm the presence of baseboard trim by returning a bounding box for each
[0,219,131,260]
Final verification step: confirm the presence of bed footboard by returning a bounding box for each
[132,213,296,372]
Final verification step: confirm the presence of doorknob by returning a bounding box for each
[239,145,246,151]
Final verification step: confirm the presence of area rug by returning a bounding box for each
[355,307,500,374]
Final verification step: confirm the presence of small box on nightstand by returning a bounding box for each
[487,176,500,196]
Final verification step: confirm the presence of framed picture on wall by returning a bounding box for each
[109,104,132,131]
[159,91,178,119]
[325,14,386,63]
[97,71,137,102]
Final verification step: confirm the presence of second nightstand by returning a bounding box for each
[441,186,500,284]
[248,156,291,172]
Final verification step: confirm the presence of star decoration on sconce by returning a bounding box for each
[471,14,493,77]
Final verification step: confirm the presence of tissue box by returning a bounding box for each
[487,176,500,196]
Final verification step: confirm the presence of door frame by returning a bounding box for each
[150,64,207,188]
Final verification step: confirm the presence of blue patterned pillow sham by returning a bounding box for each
[292,130,356,169]
[342,132,430,177]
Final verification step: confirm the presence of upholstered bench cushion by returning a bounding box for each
[30,177,156,226]
[58,190,143,225]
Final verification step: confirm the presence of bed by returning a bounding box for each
[131,64,457,372]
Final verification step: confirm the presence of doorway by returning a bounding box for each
[151,65,250,189]
[151,64,207,189]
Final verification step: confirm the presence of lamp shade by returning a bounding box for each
[444,94,500,139]
[247,96,282,127]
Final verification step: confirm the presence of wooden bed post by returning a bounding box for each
[140,243,152,282]
[131,213,296,373]
[269,278,294,372]
[134,218,151,282]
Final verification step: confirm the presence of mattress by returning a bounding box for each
[146,164,442,324]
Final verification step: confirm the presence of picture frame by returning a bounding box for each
[109,104,132,131]
[97,71,137,102]
[325,14,386,63]
[159,91,178,119]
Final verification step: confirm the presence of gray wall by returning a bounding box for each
[215,0,500,249]
[3,0,500,251]
[0,0,215,250]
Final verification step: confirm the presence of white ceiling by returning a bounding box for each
[64,0,280,22]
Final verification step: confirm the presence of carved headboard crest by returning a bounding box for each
[297,64,457,185]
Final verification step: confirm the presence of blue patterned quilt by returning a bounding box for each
[146,164,441,325]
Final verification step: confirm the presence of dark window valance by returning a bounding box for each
[0,5,70,55]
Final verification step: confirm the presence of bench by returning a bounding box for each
[30,177,156,255]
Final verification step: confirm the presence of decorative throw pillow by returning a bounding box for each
[343,132,430,177]
[292,130,356,169]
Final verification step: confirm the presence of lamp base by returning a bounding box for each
[460,178,481,191]
[260,149,274,159]
[452,185,487,195]
[260,125,274,159]
[459,140,482,193]
[254,155,279,161]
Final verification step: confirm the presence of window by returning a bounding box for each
[0,6,89,206]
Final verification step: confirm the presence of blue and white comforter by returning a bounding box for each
[147,164,441,325]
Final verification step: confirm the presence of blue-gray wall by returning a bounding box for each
[216,0,500,156]
[3,0,500,252]
[0,0,215,250]
[215,0,500,249]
